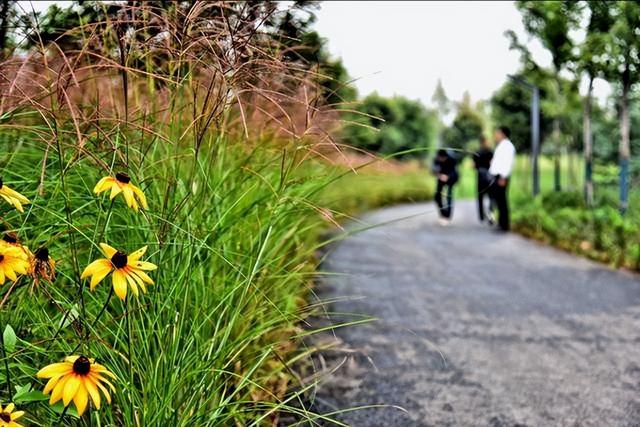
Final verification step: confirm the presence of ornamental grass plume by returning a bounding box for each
[81,243,157,300]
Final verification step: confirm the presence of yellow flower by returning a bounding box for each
[0,243,29,285]
[0,179,29,213]
[81,243,156,300]
[0,233,30,258]
[28,246,56,284]
[37,355,116,416]
[0,403,25,427]
[93,173,148,212]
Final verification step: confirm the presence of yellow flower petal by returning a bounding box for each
[62,375,81,405]
[43,376,61,394]
[50,375,68,404]
[112,270,128,300]
[134,261,157,271]
[73,382,89,416]
[11,410,24,420]
[93,176,111,194]
[99,243,117,258]
[81,259,112,279]
[84,377,101,409]
[89,264,113,290]
[5,403,14,412]
[64,356,80,364]
[109,184,122,200]
[132,185,148,209]
[125,273,139,297]
[122,186,137,211]
[95,380,111,404]
[128,246,147,262]
[132,269,154,285]
[4,267,16,282]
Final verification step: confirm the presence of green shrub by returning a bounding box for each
[514,191,640,271]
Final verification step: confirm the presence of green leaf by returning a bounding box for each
[50,401,79,418]
[3,325,16,353]
[14,384,49,403]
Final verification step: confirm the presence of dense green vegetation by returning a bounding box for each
[341,93,438,160]
[512,190,640,271]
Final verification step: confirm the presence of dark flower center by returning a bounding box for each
[35,247,49,261]
[2,233,17,244]
[0,255,5,263]
[0,412,10,422]
[73,356,91,376]
[111,251,128,269]
[115,172,131,184]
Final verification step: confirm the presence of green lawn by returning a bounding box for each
[455,154,585,200]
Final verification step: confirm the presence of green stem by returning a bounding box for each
[125,297,134,420]
[54,123,86,343]
[0,326,11,402]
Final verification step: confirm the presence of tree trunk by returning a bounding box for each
[620,70,631,214]
[553,118,561,192]
[583,76,594,206]
[0,0,9,59]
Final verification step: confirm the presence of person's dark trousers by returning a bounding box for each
[435,179,454,218]
[476,170,491,221]
[491,179,509,231]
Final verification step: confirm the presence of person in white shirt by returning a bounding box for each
[488,126,516,231]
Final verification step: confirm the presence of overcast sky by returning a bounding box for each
[314,1,610,107]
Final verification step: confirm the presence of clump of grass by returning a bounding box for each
[0,2,346,425]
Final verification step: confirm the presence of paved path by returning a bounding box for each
[312,201,640,426]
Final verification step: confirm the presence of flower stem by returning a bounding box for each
[125,297,134,419]
[0,326,12,402]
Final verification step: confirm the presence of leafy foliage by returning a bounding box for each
[342,93,438,159]
[442,93,484,153]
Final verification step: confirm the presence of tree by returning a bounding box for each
[342,93,438,159]
[442,92,484,154]
[578,1,614,206]
[513,1,583,191]
[431,79,451,147]
[607,1,640,212]
[490,75,553,153]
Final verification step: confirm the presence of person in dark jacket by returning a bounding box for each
[432,149,459,223]
[472,136,494,222]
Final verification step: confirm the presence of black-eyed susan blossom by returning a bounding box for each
[0,243,29,285]
[28,247,56,284]
[0,179,29,213]
[0,403,25,427]
[81,243,156,300]
[93,172,148,212]
[0,233,30,258]
[37,355,116,416]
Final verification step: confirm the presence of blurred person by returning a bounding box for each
[432,149,459,224]
[489,126,516,231]
[472,136,494,223]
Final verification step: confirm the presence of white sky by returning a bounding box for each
[314,1,610,107]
